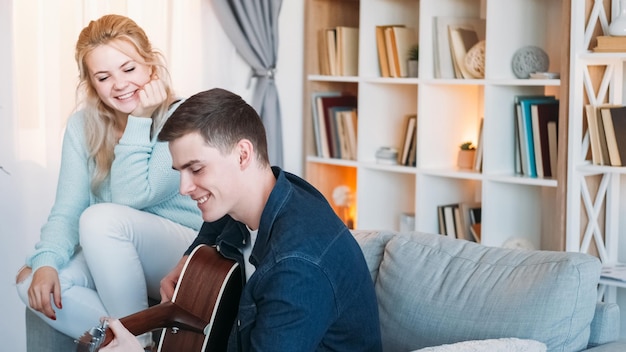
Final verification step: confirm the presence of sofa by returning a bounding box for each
[351,229,626,351]
[25,230,626,351]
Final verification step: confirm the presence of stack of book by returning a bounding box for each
[514,95,559,178]
[318,26,359,76]
[375,25,417,78]
[437,202,481,242]
[593,36,626,52]
[585,104,626,166]
[398,114,417,166]
[433,17,485,79]
[310,91,358,160]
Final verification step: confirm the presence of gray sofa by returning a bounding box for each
[25,230,626,351]
[352,229,626,351]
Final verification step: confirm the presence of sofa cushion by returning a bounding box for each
[351,230,395,283]
[588,302,621,347]
[353,231,601,352]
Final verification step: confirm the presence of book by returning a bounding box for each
[458,202,481,242]
[515,104,528,175]
[601,105,626,166]
[474,118,484,172]
[593,36,626,52]
[442,204,458,238]
[319,95,358,159]
[433,17,485,79]
[448,25,480,79]
[329,106,356,159]
[399,115,417,165]
[513,95,553,175]
[597,35,626,48]
[326,28,338,76]
[513,108,522,175]
[596,105,616,166]
[601,264,626,282]
[453,206,464,241]
[547,121,558,177]
[589,104,620,165]
[437,205,446,235]
[341,109,358,160]
[384,27,399,77]
[406,127,417,167]
[336,26,359,76]
[317,29,330,75]
[312,91,342,158]
[516,96,558,177]
[468,206,482,242]
[585,104,603,165]
[531,100,559,178]
[391,27,418,77]
[375,25,403,78]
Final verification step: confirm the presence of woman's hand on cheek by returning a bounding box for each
[131,78,167,118]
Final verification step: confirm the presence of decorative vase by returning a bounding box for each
[408,60,418,77]
[609,0,626,36]
[457,150,476,169]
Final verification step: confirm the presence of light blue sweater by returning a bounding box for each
[26,101,202,272]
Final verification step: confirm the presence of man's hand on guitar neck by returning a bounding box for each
[99,318,144,352]
[159,255,188,302]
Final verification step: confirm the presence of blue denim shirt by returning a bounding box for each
[188,167,381,351]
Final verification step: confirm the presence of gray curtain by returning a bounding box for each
[211,0,284,167]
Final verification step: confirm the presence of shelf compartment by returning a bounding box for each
[415,174,480,235]
[357,168,416,231]
[481,181,556,249]
[358,82,418,164]
[417,84,483,169]
[305,161,357,228]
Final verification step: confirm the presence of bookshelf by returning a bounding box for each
[567,0,626,334]
[302,0,567,250]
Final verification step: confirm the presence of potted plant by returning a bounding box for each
[408,44,419,77]
[457,141,476,169]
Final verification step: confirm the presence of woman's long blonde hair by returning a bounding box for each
[75,14,174,194]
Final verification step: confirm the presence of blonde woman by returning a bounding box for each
[15,14,201,349]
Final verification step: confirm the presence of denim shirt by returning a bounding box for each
[188,167,382,352]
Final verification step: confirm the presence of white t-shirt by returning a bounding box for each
[242,227,258,282]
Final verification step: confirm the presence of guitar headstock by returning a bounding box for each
[75,319,109,352]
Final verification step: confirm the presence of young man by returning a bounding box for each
[101,88,382,351]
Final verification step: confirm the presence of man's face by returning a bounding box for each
[169,132,241,222]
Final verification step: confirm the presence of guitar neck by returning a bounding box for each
[118,301,209,343]
[76,301,209,351]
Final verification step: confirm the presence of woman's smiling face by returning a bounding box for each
[85,40,152,118]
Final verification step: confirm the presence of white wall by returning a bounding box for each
[0,1,303,350]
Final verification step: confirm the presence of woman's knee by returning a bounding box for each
[79,203,131,245]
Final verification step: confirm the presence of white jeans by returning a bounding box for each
[16,203,198,345]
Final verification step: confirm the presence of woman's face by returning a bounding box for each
[85,40,152,118]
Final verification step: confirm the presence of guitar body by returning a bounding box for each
[76,245,242,352]
[157,245,242,352]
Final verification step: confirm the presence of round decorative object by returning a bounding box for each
[609,0,626,36]
[502,237,536,250]
[332,185,352,207]
[511,46,549,79]
[464,40,486,78]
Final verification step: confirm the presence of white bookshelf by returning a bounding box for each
[302,0,565,249]
[567,0,626,336]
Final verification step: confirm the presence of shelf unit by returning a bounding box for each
[567,0,626,333]
[302,0,567,250]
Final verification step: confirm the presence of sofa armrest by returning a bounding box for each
[588,302,621,347]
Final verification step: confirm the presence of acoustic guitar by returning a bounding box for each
[75,245,242,352]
